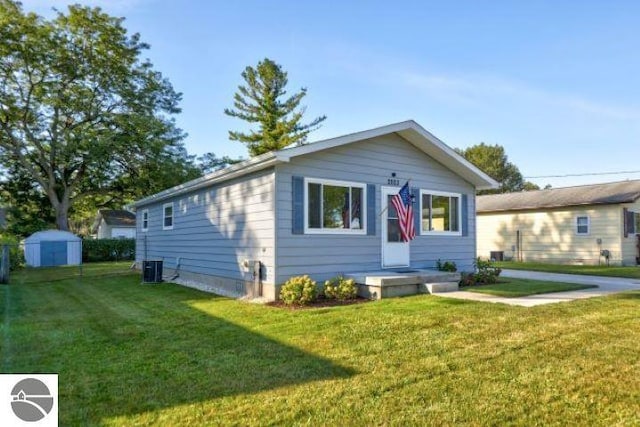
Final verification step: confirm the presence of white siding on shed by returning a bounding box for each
[23,230,82,267]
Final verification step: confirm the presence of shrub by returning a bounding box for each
[324,276,357,300]
[436,259,457,272]
[459,258,502,287]
[280,275,317,305]
[82,238,135,262]
[0,234,25,270]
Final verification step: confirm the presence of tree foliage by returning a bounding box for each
[197,152,242,174]
[0,1,194,231]
[225,58,326,157]
[456,143,539,194]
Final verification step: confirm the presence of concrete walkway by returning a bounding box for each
[436,269,640,307]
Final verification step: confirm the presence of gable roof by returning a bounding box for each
[477,180,640,213]
[132,120,499,208]
[97,209,136,227]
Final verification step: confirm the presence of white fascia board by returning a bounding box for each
[132,154,280,208]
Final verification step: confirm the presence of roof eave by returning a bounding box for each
[278,120,499,190]
[131,154,280,208]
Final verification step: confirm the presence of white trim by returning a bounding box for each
[141,209,149,232]
[303,177,367,235]
[162,202,174,230]
[278,120,499,190]
[575,215,590,235]
[381,186,410,268]
[132,156,279,208]
[132,120,499,209]
[420,189,463,236]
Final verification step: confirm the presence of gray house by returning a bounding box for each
[132,121,497,300]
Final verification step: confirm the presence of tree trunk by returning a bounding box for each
[54,199,70,231]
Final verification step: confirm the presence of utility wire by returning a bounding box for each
[524,170,640,179]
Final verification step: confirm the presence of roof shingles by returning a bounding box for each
[477,180,640,213]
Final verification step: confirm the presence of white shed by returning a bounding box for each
[24,230,82,267]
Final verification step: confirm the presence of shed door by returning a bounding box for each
[381,186,410,268]
[40,241,67,266]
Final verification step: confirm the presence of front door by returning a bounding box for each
[381,186,410,268]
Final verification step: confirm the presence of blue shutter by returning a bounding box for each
[367,184,376,236]
[292,176,304,235]
[411,187,420,235]
[461,194,469,237]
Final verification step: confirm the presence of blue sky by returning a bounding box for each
[23,0,640,188]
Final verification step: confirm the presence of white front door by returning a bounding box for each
[381,186,410,268]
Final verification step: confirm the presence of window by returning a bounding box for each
[141,209,149,232]
[163,203,174,230]
[635,212,640,234]
[305,178,365,234]
[576,216,589,235]
[420,190,461,234]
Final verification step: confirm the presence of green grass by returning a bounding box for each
[2,263,640,425]
[496,261,640,279]
[466,278,597,297]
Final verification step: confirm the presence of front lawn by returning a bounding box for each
[466,278,597,297]
[496,261,640,279]
[2,263,639,425]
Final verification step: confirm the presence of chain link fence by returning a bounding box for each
[0,239,136,285]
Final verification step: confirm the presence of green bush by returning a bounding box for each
[436,259,457,272]
[82,238,135,262]
[459,258,502,287]
[324,276,357,300]
[0,234,25,270]
[280,275,317,305]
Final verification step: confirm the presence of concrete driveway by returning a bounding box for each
[438,269,640,307]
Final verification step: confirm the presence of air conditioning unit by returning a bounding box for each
[142,260,163,283]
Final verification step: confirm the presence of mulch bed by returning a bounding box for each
[266,295,372,310]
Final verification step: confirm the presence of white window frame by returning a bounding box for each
[575,215,590,235]
[303,177,367,235]
[141,209,149,232]
[162,202,174,230]
[420,189,462,236]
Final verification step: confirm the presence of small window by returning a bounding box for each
[163,203,174,230]
[635,213,640,234]
[576,216,589,235]
[421,190,461,234]
[304,178,365,234]
[141,209,149,232]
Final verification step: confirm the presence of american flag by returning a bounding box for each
[391,182,415,242]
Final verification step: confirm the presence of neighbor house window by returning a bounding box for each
[421,190,461,234]
[163,203,174,230]
[141,209,149,232]
[576,216,589,235]
[305,178,365,234]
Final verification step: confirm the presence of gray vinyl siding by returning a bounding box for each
[136,168,276,283]
[275,133,477,284]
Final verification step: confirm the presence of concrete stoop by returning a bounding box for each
[345,270,460,300]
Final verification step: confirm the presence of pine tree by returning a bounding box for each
[224,58,326,156]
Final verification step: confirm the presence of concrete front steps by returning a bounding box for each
[344,270,460,300]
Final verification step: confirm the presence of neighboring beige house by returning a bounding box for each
[477,180,640,266]
[93,210,136,239]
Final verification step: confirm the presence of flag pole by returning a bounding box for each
[377,178,413,217]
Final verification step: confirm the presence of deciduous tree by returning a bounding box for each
[456,143,538,194]
[0,1,190,230]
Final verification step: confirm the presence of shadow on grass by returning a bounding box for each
[1,274,354,424]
